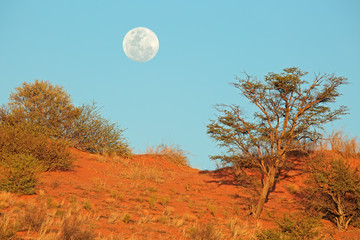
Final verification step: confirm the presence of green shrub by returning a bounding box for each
[0,122,73,171]
[122,214,132,224]
[257,214,321,240]
[69,102,131,156]
[304,156,360,230]
[5,80,81,139]
[1,81,131,158]
[0,154,41,194]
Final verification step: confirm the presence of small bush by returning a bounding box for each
[69,102,131,157]
[0,154,41,194]
[304,156,360,230]
[122,214,132,224]
[189,223,223,240]
[256,214,321,240]
[146,144,189,166]
[285,184,300,195]
[83,200,92,211]
[0,122,73,171]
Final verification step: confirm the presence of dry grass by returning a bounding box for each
[188,223,224,240]
[21,202,48,231]
[329,130,359,158]
[120,164,164,183]
[313,130,359,158]
[227,218,252,239]
[138,213,155,225]
[0,191,15,209]
[146,144,189,166]
[0,213,18,240]
[62,214,95,240]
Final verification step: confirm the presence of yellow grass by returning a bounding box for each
[146,144,189,166]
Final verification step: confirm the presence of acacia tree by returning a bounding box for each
[207,67,348,218]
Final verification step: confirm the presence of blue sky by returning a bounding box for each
[1,1,359,169]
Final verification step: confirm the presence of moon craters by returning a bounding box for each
[123,27,159,62]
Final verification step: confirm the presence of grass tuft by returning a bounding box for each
[146,144,189,166]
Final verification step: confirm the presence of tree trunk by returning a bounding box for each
[335,197,351,230]
[253,167,277,218]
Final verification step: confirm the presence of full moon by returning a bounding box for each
[123,27,159,62]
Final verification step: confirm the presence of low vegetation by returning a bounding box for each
[1,80,131,157]
[304,155,360,230]
[0,154,40,194]
[189,223,223,240]
[256,214,321,240]
[329,130,359,158]
[146,144,189,166]
[0,80,131,194]
[0,121,73,171]
[69,102,131,157]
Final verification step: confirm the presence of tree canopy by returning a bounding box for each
[6,80,81,139]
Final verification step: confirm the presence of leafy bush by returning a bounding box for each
[304,155,360,230]
[0,154,41,194]
[257,214,321,240]
[2,81,130,157]
[146,144,189,166]
[69,102,131,157]
[0,122,73,171]
[5,80,81,139]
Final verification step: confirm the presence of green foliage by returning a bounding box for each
[122,214,132,224]
[0,154,40,194]
[207,67,348,168]
[304,156,360,230]
[257,214,321,240]
[0,122,73,171]
[5,80,81,139]
[69,102,131,156]
[1,80,130,159]
[207,67,348,217]
[83,200,92,211]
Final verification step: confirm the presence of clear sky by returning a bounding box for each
[1,1,359,169]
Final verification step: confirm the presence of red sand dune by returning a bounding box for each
[2,149,359,239]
